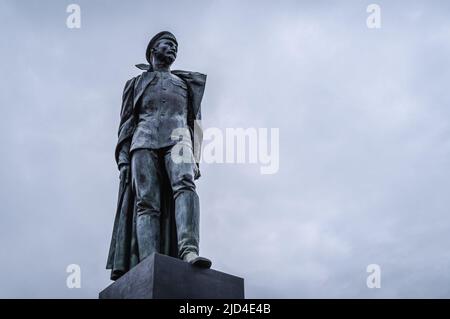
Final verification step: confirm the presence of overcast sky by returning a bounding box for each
[1,0,450,298]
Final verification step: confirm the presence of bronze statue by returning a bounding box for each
[106,31,211,280]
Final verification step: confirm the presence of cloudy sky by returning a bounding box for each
[1,0,450,298]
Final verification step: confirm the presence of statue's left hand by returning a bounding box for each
[119,164,130,184]
[194,166,201,180]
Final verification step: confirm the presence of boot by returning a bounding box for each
[175,191,212,268]
[136,214,160,261]
[183,251,212,268]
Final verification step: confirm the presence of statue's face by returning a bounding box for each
[152,38,178,65]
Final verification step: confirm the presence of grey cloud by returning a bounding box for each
[1,0,450,298]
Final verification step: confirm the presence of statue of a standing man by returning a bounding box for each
[106,31,211,280]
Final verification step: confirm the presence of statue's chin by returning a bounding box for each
[165,56,176,65]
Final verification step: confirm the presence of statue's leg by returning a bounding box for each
[164,145,211,268]
[131,148,161,261]
[164,146,199,258]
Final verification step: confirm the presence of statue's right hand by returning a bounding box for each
[119,164,130,184]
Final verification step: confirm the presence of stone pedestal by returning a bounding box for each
[99,253,245,299]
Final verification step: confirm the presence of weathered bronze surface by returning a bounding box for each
[106,31,211,280]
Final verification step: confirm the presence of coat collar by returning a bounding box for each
[132,68,207,118]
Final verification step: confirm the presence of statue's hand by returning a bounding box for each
[194,165,201,180]
[119,164,130,184]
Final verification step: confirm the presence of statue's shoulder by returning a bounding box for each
[172,70,207,92]
[123,76,138,93]
[172,70,206,80]
[172,70,206,77]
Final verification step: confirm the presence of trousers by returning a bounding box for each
[131,146,199,261]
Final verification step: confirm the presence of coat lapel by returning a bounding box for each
[172,70,207,119]
[133,71,156,109]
